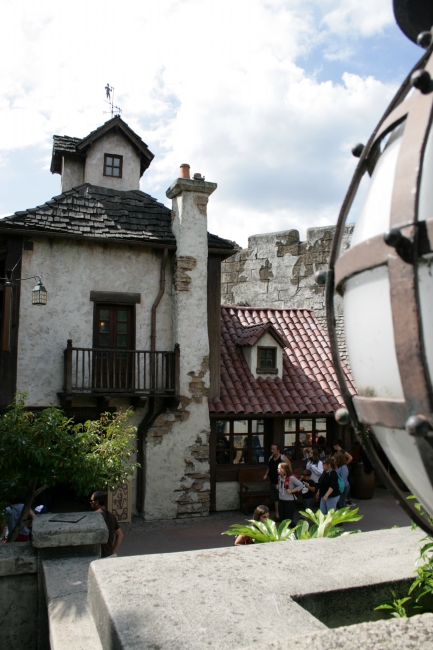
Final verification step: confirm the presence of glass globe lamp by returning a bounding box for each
[325,3,433,532]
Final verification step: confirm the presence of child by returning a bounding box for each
[234,505,270,545]
[299,468,316,510]
[277,463,304,523]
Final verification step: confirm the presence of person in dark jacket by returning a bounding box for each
[317,457,340,514]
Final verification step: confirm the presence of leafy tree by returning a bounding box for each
[222,506,363,543]
[0,393,138,542]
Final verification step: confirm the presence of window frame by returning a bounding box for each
[256,346,277,374]
[103,153,123,179]
[215,419,268,466]
[283,417,329,461]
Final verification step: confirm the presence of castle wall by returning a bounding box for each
[221,225,354,365]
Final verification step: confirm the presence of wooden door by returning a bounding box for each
[93,305,134,389]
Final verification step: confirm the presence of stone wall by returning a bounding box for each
[221,224,354,364]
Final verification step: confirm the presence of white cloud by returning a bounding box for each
[0,0,402,245]
[321,0,394,37]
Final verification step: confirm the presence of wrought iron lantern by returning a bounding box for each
[31,279,47,305]
[323,1,433,534]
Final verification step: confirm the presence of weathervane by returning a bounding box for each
[104,83,122,118]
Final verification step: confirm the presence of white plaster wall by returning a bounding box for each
[143,182,214,520]
[242,330,283,380]
[171,191,210,395]
[84,132,141,191]
[216,481,239,511]
[17,240,173,406]
[62,156,84,192]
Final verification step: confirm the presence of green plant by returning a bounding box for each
[222,506,363,543]
[374,589,422,618]
[374,496,433,618]
[0,393,138,542]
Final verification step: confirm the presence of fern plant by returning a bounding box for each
[222,507,363,543]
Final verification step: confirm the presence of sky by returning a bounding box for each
[0,0,422,247]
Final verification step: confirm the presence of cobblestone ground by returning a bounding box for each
[117,487,412,557]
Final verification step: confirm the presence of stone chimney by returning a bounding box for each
[166,169,217,397]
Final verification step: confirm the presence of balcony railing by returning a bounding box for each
[63,340,179,396]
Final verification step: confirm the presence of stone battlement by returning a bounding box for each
[221,224,354,364]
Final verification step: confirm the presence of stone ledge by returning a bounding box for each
[87,526,421,650]
[43,556,103,650]
[249,613,433,650]
[32,512,108,548]
[0,541,37,576]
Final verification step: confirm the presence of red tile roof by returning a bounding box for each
[209,306,356,416]
[235,322,286,348]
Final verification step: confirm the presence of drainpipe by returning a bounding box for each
[150,247,168,352]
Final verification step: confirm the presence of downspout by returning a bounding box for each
[150,247,168,352]
[137,247,168,515]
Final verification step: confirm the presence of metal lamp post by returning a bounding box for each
[323,1,433,534]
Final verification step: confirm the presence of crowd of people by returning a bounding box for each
[264,439,354,521]
[235,439,355,544]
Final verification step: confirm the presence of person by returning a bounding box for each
[306,448,323,487]
[90,491,123,558]
[234,505,270,545]
[5,502,34,542]
[317,457,340,514]
[334,452,350,509]
[263,444,292,520]
[299,469,316,510]
[331,440,353,465]
[277,462,304,524]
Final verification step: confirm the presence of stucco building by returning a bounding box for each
[0,116,235,521]
[0,116,355,520]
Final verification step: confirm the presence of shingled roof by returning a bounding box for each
[0,183,236,252]
[209,306,356,416]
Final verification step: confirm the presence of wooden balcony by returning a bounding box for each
[61,340,179,403]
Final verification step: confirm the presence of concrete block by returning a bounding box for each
[43,556,103,650]
[0,540,37,576]
[1,573,39,650]
[32,512,108,548]
[87,527,420,650]
[250,613,433,650]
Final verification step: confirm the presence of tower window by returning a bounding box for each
[104,154,123,178]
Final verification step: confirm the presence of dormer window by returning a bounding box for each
[104,154,123,178]
[257,347,277,373]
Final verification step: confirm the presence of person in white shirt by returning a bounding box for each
[306,448,324,487]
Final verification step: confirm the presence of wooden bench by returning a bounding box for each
[239,468,270,515]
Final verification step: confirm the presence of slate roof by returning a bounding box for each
[0,183,236,251]
[209,306,356,416]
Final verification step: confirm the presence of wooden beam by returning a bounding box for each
[207,255,221,400]
[0,236,23,408]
